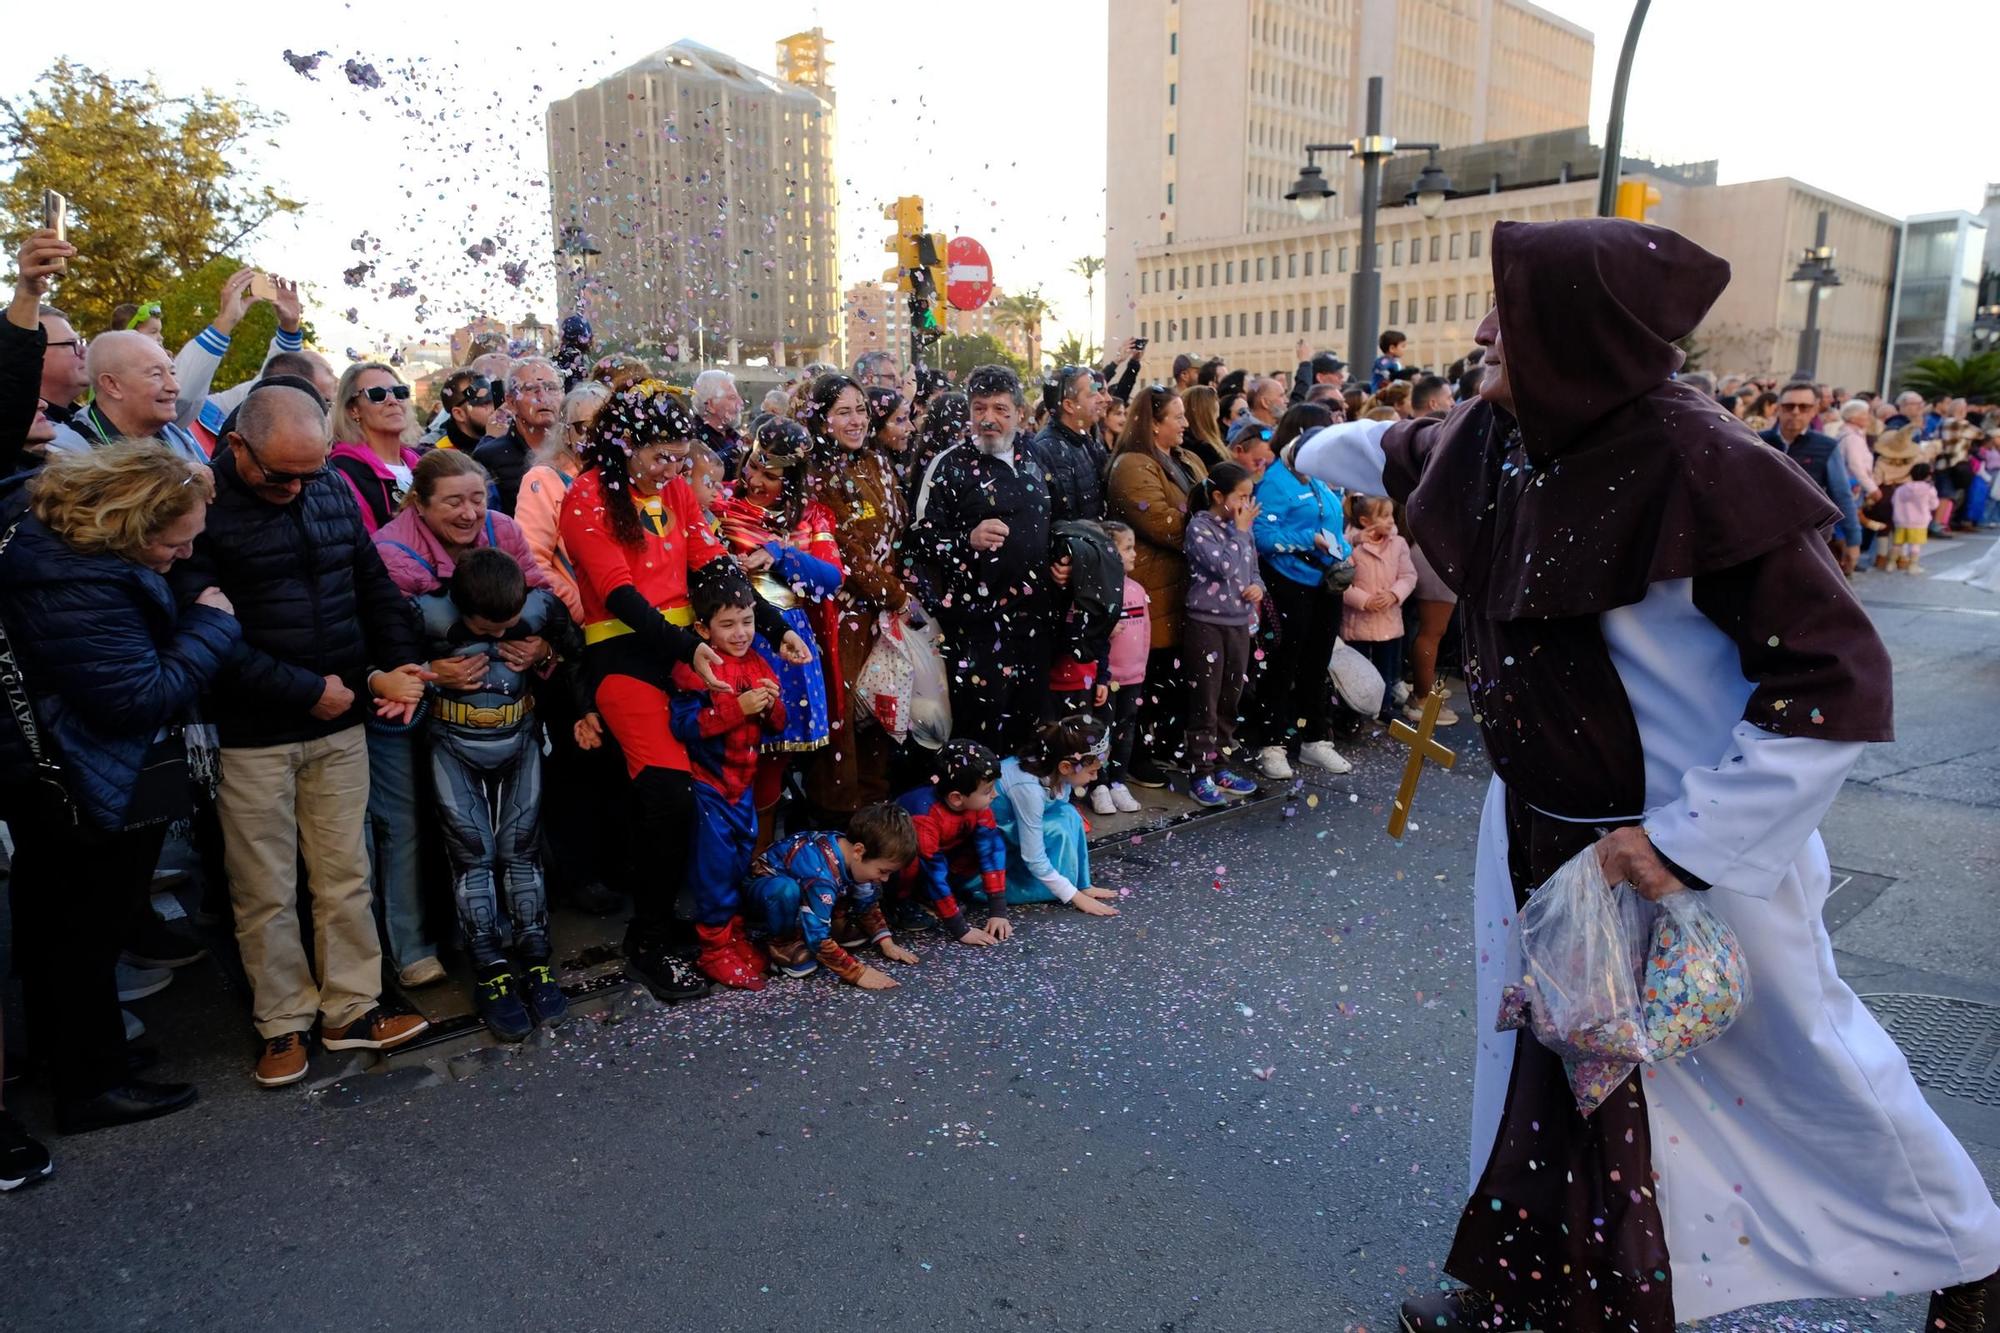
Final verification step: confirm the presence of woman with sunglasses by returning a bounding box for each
[328,363,421,535]
[560,381,809,996]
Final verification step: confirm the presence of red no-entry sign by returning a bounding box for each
[946,236,994,311]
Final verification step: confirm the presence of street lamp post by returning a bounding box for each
[1285,76,1453,374]
[1789,210,1842,381]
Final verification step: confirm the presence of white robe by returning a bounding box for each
[1297,421,2000,1322]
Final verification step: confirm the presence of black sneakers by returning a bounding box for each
[0,1110,52,1190]
[122,916,209,969]
[623,937,712,1003]
[520,964,569,1027]
[474,966,533,1043]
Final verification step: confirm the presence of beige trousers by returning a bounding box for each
[216,726,382,1039]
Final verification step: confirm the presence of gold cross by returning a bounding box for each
[1386,684,1457,840]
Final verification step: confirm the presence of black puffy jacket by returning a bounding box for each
[171,448,422,748]
[0,515,241,828]
[1030,419,1109,523]
[472,427,531,516]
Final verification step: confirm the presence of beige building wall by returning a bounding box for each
[1104,0,1591,354]
[547,38,839,366]
[1127,176,1894,387]
[843,284,1031,369]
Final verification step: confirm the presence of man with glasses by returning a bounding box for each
[852,349,900,391]
[173,383,432,1088]
[35,303,92,452]
[474,357,562,515]
[66,331,206,464]
[1761,379,1860,573]
[690,369,745,477]
[1030,365,1109,522]
[427,367,501,451]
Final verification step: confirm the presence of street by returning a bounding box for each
[3,534,1996,1333]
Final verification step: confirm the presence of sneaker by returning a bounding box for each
[1298,740,1354,774]
[1123,755,1171,789]
[122,1009,144,1042]
[1402,702,1460,726]
[521,964,569,1027]
[115,962,172,1002]
[624,937,713,1002]
[397,956,447,988]
[473,968,533,1044]
[1255,746,1295,781]
[1391,680,1412,706]
[1089,784,1119,816]
[1907,562,1927,575]
[0,1109,53,1190]
[320,1005,430,1052]
[765,934,819,979]
[55,1079,198,1134]
[122,916,208,969]
[1189,776,1228,807]
[254,1032,309,1087]
[1214,769,1259,796]
[1108,782,1142,814]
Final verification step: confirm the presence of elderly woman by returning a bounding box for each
[514,379,608,623]
[0,443,240,1135]
[329,362,422,534]
[1106,384,1208,785]
[363,450,554,984]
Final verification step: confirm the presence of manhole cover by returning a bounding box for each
[1861,993,2000,1106]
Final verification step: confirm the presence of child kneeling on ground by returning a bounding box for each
[992,716,1122,917]
[417,548,581,1041]
[894,740,1011,947]
[751,803,920,990]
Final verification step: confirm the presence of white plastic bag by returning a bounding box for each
[903,609,952,751]
[1328,638,1386,717]
[1495,845,1653,1116]
[852,613,915,743]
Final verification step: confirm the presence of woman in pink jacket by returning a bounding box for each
[1340,494,1417,720]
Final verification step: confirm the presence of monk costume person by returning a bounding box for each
[1286,218,2000,1333]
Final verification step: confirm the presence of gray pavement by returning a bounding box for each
[2,533,1996,1333]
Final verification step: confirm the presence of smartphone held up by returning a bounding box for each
[42,190,68,274]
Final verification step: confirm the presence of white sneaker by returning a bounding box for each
[1109,782,1142,813]
[115,962,172,1002]
[398,956,447,988]
[1256,745,1295,781]
[1298,740,1354,774]
[1089,784,1119,817]
[1402,702,1461,726]
[1391,681,1412,706]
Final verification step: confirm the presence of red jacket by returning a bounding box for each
[668,653,784,801]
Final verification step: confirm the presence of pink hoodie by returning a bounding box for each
[372,505,552,598]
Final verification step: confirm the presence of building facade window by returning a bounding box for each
[1287,254,1298,278]
[1445,294,1458,321]
[1255,312,1264,334]
[1338,247,1348,272]
[1209,262,1218,285]
[1166,268,1175,291]
[1429,235,1441,262]
[1426,295,1437,322]
[1225,313,1233,337]
[1285,309,1295,333]
[1392,239,1403,266]
[1321,248,1331,272]
[1389,298,1400,323]
[1167,183,1175,205]
[1336,304,1345,329]
[1469,231,1482,257]
[1168,82,1177,105]
[1410,237,1421,266]
[1140,272,1148,294]
[1169,31,1177,54]
[1450,232,1462,260]
[1226,259,1235,283]
[1317,305,1327,331]
[1168,132,1176,156]
[1257,257,1267,280]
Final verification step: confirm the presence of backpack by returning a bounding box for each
[1052,519,1124,653]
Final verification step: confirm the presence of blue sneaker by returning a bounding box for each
[1214,769,1259,796]
[521,963,568,1027]
[474,966,533,1043]
[1189,775,1228,807]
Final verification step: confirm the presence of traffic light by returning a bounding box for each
[882,196,925,291]
[914,231,948,334]
[1614,180,1661,222]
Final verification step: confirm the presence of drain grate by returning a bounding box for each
[1861,993,2000,1107]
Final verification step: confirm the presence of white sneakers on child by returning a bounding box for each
[1109,782,1141,813]
[1256,746,1295,781]
[1298,741,1354,774]
[1090,783,1143,815]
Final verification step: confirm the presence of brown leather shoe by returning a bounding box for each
[321,1006,429,1052]
[1400,1289,1533,1332]
[254,1032,309,1087]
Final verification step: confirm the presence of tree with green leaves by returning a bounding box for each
[991,289,1052,370]
[1898,351,2000,401]
[1071,255,1103,350]
[158,257,315,390]
[1,60,302,345]
[939,332,1023,378]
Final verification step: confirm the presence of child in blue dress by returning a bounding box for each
[991,715,1122,917]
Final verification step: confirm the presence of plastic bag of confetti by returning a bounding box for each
[853,613,915,743]
[1641,891,1750,1062]
[904,609,953,751]
[1497,845,1653,1116]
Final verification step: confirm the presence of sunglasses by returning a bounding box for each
[445,376,498,408]
[357,384,412,404]
[238,436,329,486]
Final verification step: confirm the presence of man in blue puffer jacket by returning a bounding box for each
[169,383,433,1089]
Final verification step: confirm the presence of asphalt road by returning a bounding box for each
[3,533,1996,1333]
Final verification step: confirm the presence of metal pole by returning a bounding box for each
[1350,76,1385,374]
[1795,211,1830,381]
[1596,0,1652,218]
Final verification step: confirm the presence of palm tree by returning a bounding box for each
[1072,255,1104,350]
[1899,351,2000,401]
[992,288,1053,371]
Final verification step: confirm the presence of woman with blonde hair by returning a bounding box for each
[1181,384,1229,470]
[328,361,422,534]
[0,442,240,1136]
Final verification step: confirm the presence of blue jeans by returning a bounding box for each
[366,725,433,967]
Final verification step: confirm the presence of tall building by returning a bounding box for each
[1884,211,1990,393]
[1127,129,1902,392]
[843,284,1036,368]
[1104,0,1592,346]
[546,30,840,367]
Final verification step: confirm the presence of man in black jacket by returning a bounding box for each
[1031,365,1108,522]
[1760,379,1860,573]
[174,384,432,1089]
[910,364,1053,751]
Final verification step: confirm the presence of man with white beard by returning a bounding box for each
[910,364,1053,752]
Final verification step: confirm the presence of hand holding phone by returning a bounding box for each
[248,271,279,302]
[42,191,68,274]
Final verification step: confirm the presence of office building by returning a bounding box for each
[844,283,1036,368]
[546,30,840,366]
[1884,211,1990,392]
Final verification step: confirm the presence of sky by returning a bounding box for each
[4,0,1994,363]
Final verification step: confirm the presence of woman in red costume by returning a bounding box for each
[559,382,809,995]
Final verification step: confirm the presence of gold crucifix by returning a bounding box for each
[1386,684,1457,840]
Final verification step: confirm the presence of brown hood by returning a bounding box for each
[1492,218,1722,465]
